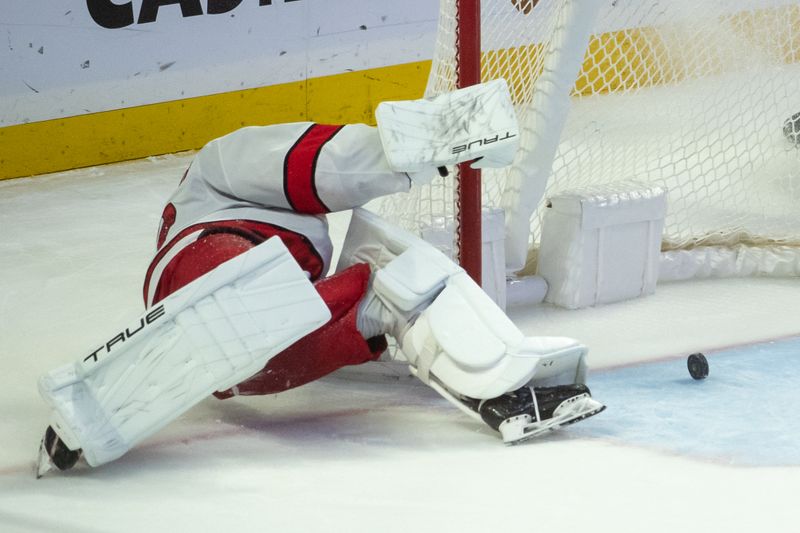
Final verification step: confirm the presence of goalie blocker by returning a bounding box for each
[339,208,605,443]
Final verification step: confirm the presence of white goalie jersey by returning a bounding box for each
[145,122,412,306]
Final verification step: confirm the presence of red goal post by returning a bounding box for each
[455,0,483,284]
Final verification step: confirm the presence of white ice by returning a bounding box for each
[1,155,799,532]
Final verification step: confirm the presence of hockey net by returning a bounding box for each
[378,0,800,280]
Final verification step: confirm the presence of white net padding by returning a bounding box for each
[378,0,800,279]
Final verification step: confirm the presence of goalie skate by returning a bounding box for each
[36,426,81,478]
[478,385,606,445]
[421,371,605,444]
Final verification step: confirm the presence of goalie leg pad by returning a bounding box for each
[38,237,331,467]
[340,209,588,401]
[215,262,387,398]
[399,269,588,400]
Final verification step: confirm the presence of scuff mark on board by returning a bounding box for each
[159,61,176,71]
[81,60,90,69]
[22,81,39,93]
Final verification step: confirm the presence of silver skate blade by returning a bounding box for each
[35,437,55,479]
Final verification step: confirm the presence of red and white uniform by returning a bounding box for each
[143,122,410,397]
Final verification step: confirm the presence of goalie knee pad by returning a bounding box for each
[357,242,456,340]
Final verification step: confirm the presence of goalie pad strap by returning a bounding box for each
[411,319,438,385]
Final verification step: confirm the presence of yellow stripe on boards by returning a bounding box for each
[5,5,796,181]
[0,61,430,181]
[576,5,800,95]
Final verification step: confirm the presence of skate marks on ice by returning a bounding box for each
[572,337,800,466]
[15,380,497,479]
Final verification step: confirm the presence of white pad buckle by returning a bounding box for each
[38,237,331,467]
[375,79,519,173]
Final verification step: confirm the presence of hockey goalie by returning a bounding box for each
[36,80,605,476]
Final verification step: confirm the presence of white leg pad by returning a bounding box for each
[340,208,588,401]
[399,270,587,399]
[38,237,331,467]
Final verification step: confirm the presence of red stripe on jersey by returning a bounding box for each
[143,219,325,306]
[283,124,344,214]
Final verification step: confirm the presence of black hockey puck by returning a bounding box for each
[687,353,709,380]
[783,112,800,145]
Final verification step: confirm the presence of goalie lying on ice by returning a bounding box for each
[36,81,604,475]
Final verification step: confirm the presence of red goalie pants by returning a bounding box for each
[149,226,387,398]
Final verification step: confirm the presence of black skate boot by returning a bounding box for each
[36,426,82,478]
[473,384,605,444]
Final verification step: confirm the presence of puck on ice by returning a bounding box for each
[687,352,709,380]
[783,112,800,145]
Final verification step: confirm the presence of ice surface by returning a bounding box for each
[1,156,799,532]
[575,340,800,466]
